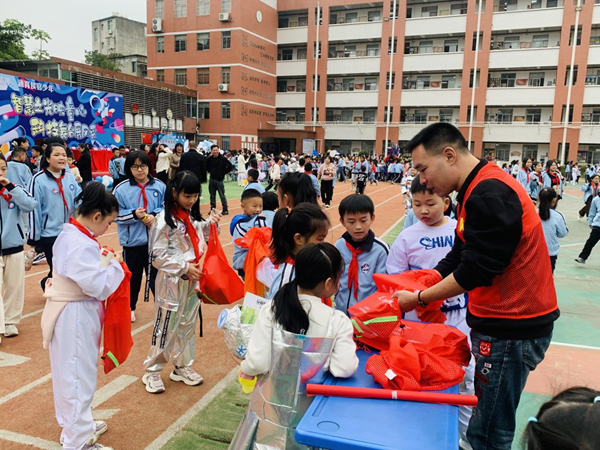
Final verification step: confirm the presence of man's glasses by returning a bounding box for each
[132,164,148,171]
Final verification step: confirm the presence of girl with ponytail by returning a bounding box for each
[538,187,568,273]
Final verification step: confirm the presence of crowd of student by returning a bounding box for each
[0,127,597,450]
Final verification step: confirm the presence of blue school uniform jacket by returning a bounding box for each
[7,160,32,188]
[543,171,564,197]
[113,177,166,247]
[243,181,265,194]
[530,172,544,200]
[268,261,295,300]
[0,184,37,254]
[232,214,271,270]
[335,230,389,315]
[29,169,81,241]
[581,182,600,203]
[516,169,532,195]
[108,157,125,180]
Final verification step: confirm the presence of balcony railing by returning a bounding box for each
[402,80,461,89]
[405,46,463,54]
[490,40,555,50]
[329,49,380,58]
[329,15,382,24]
[488,77,556,87]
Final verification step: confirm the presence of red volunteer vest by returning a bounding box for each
[456,162,558,320]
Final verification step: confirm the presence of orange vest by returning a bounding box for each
[456,162,558,320]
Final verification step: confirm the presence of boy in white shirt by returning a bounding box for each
[400,167,417,210]
[386,174,474,447]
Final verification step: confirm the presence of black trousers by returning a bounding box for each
[209,178,228,212]
[321,179,334,205]
[579,196,593,218]
[123,244,157,311]
[579,226,600,260]
[39,235,58,291]
[550,255,557,273]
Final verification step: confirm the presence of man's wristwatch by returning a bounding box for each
[417,290,427,308]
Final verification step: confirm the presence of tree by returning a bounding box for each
[84,50,122,72]
[0,19,51,60]
[31,28,51,60]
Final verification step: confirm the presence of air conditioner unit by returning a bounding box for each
[108,29,113,35]
[152,18,163,32]
[219,12,231,22]
[218,83,229,92]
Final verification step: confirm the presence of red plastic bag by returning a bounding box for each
[234,226,272,296]
[102,262,133,374]
[366,322,471,391]
[373,270,447,323]
[200,223,245,305]
[348,291,403,350]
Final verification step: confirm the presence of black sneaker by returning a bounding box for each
[575,257,586,264]
[222,210,229,216]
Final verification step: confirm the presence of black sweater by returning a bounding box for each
[434,159,559,339]
[206,154,233,181]
[178,150,207,183]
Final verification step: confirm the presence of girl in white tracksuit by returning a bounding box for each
[41,182,124,450]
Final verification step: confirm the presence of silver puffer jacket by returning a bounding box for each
[149,210,214,311]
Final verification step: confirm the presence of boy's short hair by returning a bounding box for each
[10,147,26,159]
[241,188,262,202]
[305,162,313,171]
[66,149,74,159]
[361,166,367,172]
[247,168,259,181]
[262,191,278,211]
[339,194,375,219]
[410,174,435,195]
[31,145,43,155]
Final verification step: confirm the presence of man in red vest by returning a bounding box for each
[394,123,559,450]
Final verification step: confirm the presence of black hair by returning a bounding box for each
[523,156,532,166]
[66,149,74,159]
[249,159,258,169]
[538,187,557,221]
[361,165,366,172]
[524,386,600,450]
[44,136,66,147]
[262,191,278,212]
[14,137,28,147]
[547,159,559,172]
[41,142,66,170]
[241,188,262,202]
[149,143,158,155]
[305,162,313,172]
[299,157,305,166]
[410,174,434,195]
[31,145,43,156]
[277,172,318,207]
[272,243,343,334]
[112,147,120,154]
[533,160,542,169]
[139,143,148,151]
[174,143,184,152]
[339,194,374,219]
[0,153,6,164]
[270,203,330,265]
[406,122,469,155]
[124,151,152,180]
[247,168,259,181]
[164,171,201,229]
[210,144,218,150]
[10,147,26,160]
[75,181,119,218]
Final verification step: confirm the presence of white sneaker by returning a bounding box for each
[131,311,136,323]
[170,367,204,386]
[61,421,108,446]
[459,438,473,450]
[82,444,114,450]
[4,324,18,337]
[143,371,165,394]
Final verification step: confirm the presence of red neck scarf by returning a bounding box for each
[522,168,530,183]
[548,171,560,186]
[0,186,12,203]
[69,217,99,247]
[137,182,149,209]
[172,205,200,263]
[593,182,599,197]
[45,169,68,210]
[304,171,312,175]
[345,241,364,300]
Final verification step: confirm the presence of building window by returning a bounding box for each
[497,108,513,123]
[186,97,198,118]
[417,76,430,89]
[197,32,209,50]
[196,0,209,15]
[298,16,308,26]
[440,109,454,122]
[444,39,459,53]
[342,78,355,91]
[155,0,164,18]
[297,47,307,59]
[533,34,549,48]
[523,144,538,160]
[364,77,378,91]
[415,109,428,123]
[107,20,113,32]
[503,36,520,49]
[386,72,395,90]
[526,109,542,123]
[221,102,231,119]
[368,10,381,21]
[388,37,397,55]
[175,35,187,52]
[384,106,393,122]
[501,73,516,87]
[311,107,319,121]
[221,0,231,13]
[495,144,510,161]
[497,0,517,11]
[313,74,320,91]
[156,70,165,82]
[276,110,287,122]
[94,27,98,41]
[345,12,358,23]
[222,31,231,49]
[132,61,137,73]
[364,110,376,122]
[314,41,321,58]
[451,2,468,14]
[296,110,305,122]
[297,80,306,92]
[221,67,230,84]
[175,0,187,17]
[390,1,399,18]
[156,36,165,53]
[419,41,433,54]
[421,5,438,16]
[277,80,287,92]
[278,17,289,28]
[199,102,210,119]
[529,72,545,86]
[279,48,293,60]
[221,136,230,150]
[175,69,187,86]
[197,68,210,85]
[442,75,456,89]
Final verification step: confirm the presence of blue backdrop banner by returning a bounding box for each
[0,72,124,149]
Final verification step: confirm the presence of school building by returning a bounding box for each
[147,0,600,162]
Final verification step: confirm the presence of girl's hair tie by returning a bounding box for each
[528,417,538,423]
[594,396,600,403]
